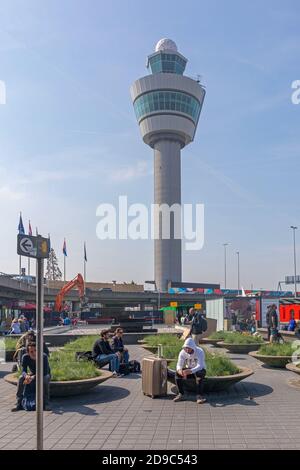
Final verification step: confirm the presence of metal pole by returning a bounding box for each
[237,251,240,294]
[64,255,66,283]
[291,226,298,298]
[36,257,44,450]
[223,243,228,289]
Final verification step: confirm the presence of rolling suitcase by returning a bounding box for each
[142,357,168,398]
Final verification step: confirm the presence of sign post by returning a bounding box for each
[17,234,50,451]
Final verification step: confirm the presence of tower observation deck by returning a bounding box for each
[130,38,205,292]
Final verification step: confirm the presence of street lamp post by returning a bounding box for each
[291,226,298,298]
[223,243,229,289]
[236,251,240,294]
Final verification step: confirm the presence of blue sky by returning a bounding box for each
[0,0,299,289]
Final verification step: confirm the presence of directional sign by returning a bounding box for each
[17,234,50,259]
[20,237,34,254]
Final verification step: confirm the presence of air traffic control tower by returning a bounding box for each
[130,38,205,292]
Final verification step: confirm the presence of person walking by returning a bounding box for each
[189,309,207,345]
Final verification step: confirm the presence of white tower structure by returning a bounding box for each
[130,38,205,292]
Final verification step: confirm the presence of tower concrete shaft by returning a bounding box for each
[154,137,182,291]
[130,38,205,291]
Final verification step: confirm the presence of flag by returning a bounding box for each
[48,233,51,251]
[28,220,32,236]
[84,242,87,262]
[18,213,25,234]
[36,227,38,236]
[63,239,67,257]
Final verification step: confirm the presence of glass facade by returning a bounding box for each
[148,52,187,75]
[134,90,201,123]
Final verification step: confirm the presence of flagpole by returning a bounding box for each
[64,255,66,283]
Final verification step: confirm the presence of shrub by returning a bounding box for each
[208,331,232,341]
[258,342,295,356]
[144,334,181,348]
[152,335,240,377]
[223,332,263,344]
[49,351,101,381]
[2,337,18,350]
[64,335,99,352]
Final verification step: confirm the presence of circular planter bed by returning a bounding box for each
[286,363,300,375]
[167,366,253,393]
[1,350,16,362]
[5,369,113,397]
[200,338,223,347]
[249,351,292,368]
[218,342,263,354]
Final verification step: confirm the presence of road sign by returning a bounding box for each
[194,303,202,309]
[170,301,178,307]
[17,234,50,259]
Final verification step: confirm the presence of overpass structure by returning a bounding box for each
[0,272,218,309]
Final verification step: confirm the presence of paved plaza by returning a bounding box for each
[1,345,300,450]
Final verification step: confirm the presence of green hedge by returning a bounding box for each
[150,335,239,377]
[258,342,295,356]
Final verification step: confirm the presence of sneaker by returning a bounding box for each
[173,394,185,402]
[196,396,206,404]
[11,404,23,412]
[111,371,118,378]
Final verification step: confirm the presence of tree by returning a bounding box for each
[46,248,62,281]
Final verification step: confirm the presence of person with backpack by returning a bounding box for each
[11,342,51,412]
[112,328,129,363]
[92,329,121,376]
[189,309,207,345]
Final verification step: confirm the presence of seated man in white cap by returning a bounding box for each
[174,337,207,404]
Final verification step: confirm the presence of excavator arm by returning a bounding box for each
[54,273,86,312]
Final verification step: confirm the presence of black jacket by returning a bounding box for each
[112,335,124,353]
[92,339,114,358]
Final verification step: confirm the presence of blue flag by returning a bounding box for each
[63,239,67,256]
[84,242,87,262]
[18,213,25,234]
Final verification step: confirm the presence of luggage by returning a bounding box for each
[142,357,167,398]
[129,360,141,373]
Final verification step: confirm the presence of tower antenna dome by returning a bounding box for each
[155,38,178,52]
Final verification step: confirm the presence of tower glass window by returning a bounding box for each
[147,51,187,75]
[134,90,201,123]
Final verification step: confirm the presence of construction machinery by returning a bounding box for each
[54,273,88,313]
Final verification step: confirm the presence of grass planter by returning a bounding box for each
[249,351,293,368]
[286,363,300,375]
[199,338,223,347]
[5,370,113,397]
[167,367,253,393]
[249,343,299,368]
[218,342,263,354]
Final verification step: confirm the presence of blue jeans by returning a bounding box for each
[122,350,129,364]
[96,353,119,373]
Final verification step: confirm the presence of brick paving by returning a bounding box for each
[1,344,300,450]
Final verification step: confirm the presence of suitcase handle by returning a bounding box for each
[157,343,163,358]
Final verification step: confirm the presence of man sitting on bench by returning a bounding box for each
[174,337,207,404]
[92,329,121,377]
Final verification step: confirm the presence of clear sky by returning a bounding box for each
[0,0,299,289]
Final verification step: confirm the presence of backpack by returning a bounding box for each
[119,362,131,375]
[22,382,36,411]
[76,351,93,362]
[129,360,141,373]
[192,313,207,334]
